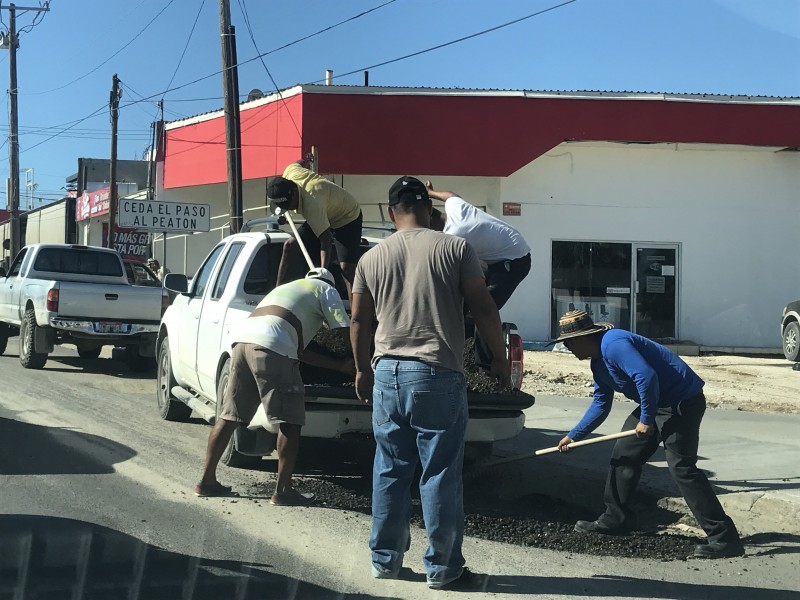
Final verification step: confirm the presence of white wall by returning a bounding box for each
[500,142,800,348]
[154,143,800,349]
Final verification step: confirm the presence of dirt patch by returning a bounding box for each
[522,348,800,415]
[245,446,697,561]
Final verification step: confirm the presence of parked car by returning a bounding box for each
[123,259,161,287]
[156,219,533,467]
[0,244,168,370]
[781,300,800,361]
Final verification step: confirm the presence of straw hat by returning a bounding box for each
[555,310,614,342]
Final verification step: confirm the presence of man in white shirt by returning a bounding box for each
[195,268,354,506]
[425,182,531,311]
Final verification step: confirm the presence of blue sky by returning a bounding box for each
[2,0,799,208]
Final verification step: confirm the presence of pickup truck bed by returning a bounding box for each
[0,244,165,370]
[156,227,535,468]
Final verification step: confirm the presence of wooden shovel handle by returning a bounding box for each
[534,429,638,456]
[279,209,315,271]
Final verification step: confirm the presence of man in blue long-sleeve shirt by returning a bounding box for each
[554,310,744,559]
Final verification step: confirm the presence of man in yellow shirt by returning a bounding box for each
[267,159,363,301]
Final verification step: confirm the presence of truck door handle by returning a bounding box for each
[105,294,118,301]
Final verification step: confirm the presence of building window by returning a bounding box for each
[551,241,632,338]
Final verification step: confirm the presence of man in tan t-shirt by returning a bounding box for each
[351,176,510,590]
[267,159,363,301]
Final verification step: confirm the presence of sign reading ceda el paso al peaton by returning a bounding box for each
[118,199,211,233]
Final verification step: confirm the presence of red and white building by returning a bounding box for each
[155,85,800,350]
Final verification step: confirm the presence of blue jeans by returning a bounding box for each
[370,359,468,584]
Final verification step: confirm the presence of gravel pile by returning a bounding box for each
[302,330,521,397]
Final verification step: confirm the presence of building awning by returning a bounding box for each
[161,85,800,189]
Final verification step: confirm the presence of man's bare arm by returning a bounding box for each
[318,228,333,268]
[350,291,376,403]
[461,276,511,389]
[424,180,457,201]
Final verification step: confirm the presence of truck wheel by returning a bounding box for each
[784,321,800,362]
[156,336,192,422]
[19,308,47,369]
[77,347,102,360]
[217,358,262,469]
[0,323,8,355]
[127,344,156,372]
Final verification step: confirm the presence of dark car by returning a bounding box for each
[123,259,161,287]
[781,300,800,361]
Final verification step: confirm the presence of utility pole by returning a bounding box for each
[7,6,20,262]
[219,0,243,233]
[107,73,121,249]
[1,3,49,263]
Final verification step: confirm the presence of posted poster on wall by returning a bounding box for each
[113,227,149,261]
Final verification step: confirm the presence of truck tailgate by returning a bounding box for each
[56,282,162,322]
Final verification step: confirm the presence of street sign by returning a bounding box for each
[118,199,211,233]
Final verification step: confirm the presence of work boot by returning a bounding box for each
[574,519,631,535]
[693,540,745,559]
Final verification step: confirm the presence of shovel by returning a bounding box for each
[274,206,316,271]
[471,429,638,471]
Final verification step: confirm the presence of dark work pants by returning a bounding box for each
[600,393,740,543]
[485,253,532,311]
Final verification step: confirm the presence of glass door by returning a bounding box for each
[633,245,678,341]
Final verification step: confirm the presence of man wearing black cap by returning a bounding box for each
[267,160,362,301]
[350,176,510,589]
[554,310,744,559]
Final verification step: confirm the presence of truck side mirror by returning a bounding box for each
[163,273,188,294]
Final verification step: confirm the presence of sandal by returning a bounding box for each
[270,489,314,506]
[194,482,234,497]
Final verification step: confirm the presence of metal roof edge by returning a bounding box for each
[165,84,800,130]
[164,85,303,130]
[297,84,800,105]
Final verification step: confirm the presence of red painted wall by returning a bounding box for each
[163,94,303,188]
[163,91,800,188]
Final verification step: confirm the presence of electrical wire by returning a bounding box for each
[235,0,301,140]
[24,0,177,95]
[19,102,108,154]
[162,0,206,101]
[122,0,400,104]
[16,1,50,37]
[314,0,579,84]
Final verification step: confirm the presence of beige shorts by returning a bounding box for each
[219,343,306,426]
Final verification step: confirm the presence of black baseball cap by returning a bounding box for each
[266,176,296,206]
[388,176,429,206]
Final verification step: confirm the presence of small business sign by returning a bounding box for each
[118,199,211,233]
[502,202,522,216]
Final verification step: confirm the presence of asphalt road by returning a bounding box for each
[0,345,798,599]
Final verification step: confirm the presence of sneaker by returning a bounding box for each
[574,519,629,535]
[693,541,745,559]
[269,489,314,506]
[428,567,483,590]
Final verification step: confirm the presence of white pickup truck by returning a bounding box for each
[0,244,167,370]
[156,221,535,467]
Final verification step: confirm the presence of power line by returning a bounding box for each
[162,0,206,101]
[236,0,301,139]
[19,103,108,154]
[23,0,177,95]
[122,0,400,105]
[316,0,579,84]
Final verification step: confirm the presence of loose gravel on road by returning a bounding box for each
[243,446,698,562]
